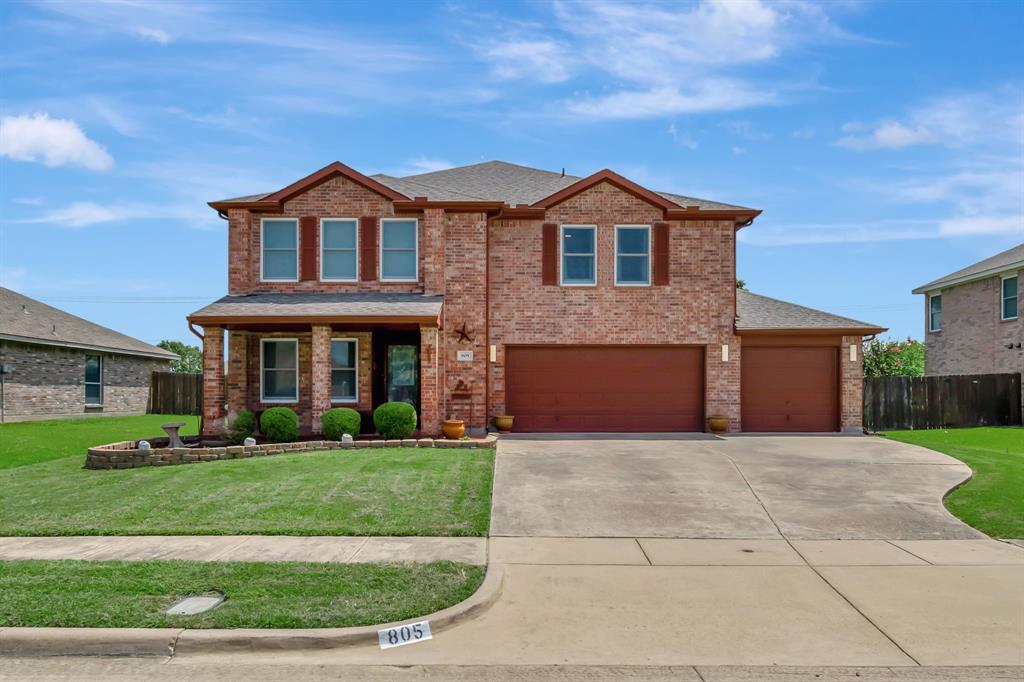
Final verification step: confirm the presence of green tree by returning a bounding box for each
[863,337,925,378]
[157,340,202,373]
[736,279,747,290]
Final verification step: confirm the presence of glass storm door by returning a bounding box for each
[387,345,419,408]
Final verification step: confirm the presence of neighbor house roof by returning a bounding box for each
[188,293,444,326]
[213,160,755,214]
[0,287,178,360]
[912,243,1024,294]
[736,290,887,335]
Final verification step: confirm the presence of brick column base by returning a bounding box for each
[201,326,226,436]
[311,325,332,434]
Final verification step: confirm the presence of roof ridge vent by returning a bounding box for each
[51,324,58,336]
[22,304,29,314]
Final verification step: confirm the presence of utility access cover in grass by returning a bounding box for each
[165,594,224,616]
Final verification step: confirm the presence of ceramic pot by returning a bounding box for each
[494,415,514,433]
[707,415,729,434]
[442,419,465,440]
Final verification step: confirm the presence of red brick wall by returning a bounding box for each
[840,335,864,432]
[487,182,741,430]
[923,271,1023,376]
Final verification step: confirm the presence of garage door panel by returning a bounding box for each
[742,347,838,432]
[506,346,704,432]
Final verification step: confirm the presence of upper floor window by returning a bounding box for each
[84,354,102,405]
[380,218,418,282]
[321,219,358,281]
[1002,275,1019,320]
[261,338,298,402]
[561,225,596,286]
[929,294,942,332]
[615,225,651,286]
[261,218,298,281]
[331,338,358,402]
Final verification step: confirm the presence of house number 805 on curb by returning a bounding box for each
[378,620,432,649]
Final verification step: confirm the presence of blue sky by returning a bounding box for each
[1,0,1021,346]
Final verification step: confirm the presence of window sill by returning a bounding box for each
[84,404,104,408]
[331,399,358,404]
[260,399,299,404]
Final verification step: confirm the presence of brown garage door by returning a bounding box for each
[742,346,838,432]
[505,346,704,432]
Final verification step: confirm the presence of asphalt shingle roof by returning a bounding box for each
[736,290,885,332]
[189,293,444,320]
[215,160,752,211]
[0,287,177,359]
[912,243,1024,293]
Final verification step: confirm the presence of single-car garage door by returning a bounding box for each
[505,345,704,432]
[742,346,838,432]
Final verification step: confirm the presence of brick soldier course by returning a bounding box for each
[189,160,885,438]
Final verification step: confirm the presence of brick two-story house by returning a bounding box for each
[912,243,1023,376]
[188,160,885,437]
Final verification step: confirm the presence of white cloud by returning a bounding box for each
[18,201,207,229]
[133,26,173,45]
[482,40,571,83]
[939,215,1022,236]
[397,156,455,175]
[837,90,1024,150]
[566,80,775,120]
[732,146,747,156]
[0,113,113,171]
[468,0,864,119]
[667,122,698,150]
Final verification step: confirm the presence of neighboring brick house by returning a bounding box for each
[912,243,1023,376]
[0,288,176,421]
[189,160,885,437]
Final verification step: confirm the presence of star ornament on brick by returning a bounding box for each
[453,322,474,344]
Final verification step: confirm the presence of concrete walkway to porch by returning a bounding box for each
[0,535,486,565]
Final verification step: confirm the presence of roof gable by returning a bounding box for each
[263,161,409,204]
[531,169,681,211]
[912,242,1024,293]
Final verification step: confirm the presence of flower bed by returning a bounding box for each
[85,436,497,470]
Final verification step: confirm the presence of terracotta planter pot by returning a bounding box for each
[707,415,729,434]
[494,415,514,433]
[441,419,465,440]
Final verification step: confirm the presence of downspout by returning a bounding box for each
[484,212,491,433]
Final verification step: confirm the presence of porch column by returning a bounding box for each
[311,324,332,434]
[419,325,441,436]
[201,325,226,436]
[225,330,248,424]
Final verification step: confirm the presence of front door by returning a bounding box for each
[372,330,420,413]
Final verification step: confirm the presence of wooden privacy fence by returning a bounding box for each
[863,372,1022,431]
[147,372,202,415]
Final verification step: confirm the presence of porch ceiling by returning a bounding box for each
[187,292,443,327]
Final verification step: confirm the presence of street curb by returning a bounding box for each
[0,563,504,657]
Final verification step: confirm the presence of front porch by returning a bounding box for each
[188,293,447,438]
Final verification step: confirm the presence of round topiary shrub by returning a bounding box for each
[373,401,418,439]
[227,409,255,445]
[322,407,361,440]
[261,406,298,443]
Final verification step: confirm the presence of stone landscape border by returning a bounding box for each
[86,435,498,470]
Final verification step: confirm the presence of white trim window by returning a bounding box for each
[261,218,299,282]
[615,225,651,286]
[320,218,358,281]
[330,338,358,402]
[929,293,942,332]
[1002,275,1019,320]
[560,225,597,286]
[380,218,418,282]
[261,338,298,402]
[84,354,102,405]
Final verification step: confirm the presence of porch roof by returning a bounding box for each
[188,293,443,327]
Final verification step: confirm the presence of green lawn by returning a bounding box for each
[0,414,199,470]
[0,447,494,537]
[882,427,1024,538]
[0,559,484,628]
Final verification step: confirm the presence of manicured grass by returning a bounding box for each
[0,559,484,629]
[0,448,494,537]
[0,414,198,470]
[882,427,1024,538]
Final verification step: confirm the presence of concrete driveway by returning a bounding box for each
[490,434,985,540]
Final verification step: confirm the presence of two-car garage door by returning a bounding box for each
[505,343,841,433]
[505,346,704,432]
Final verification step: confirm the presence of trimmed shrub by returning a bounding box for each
[260,407,298,443]
[226,410,256,445]
[373,402,418,439]
[322,407,361,440]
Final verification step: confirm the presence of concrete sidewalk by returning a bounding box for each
[0,535,486,565]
